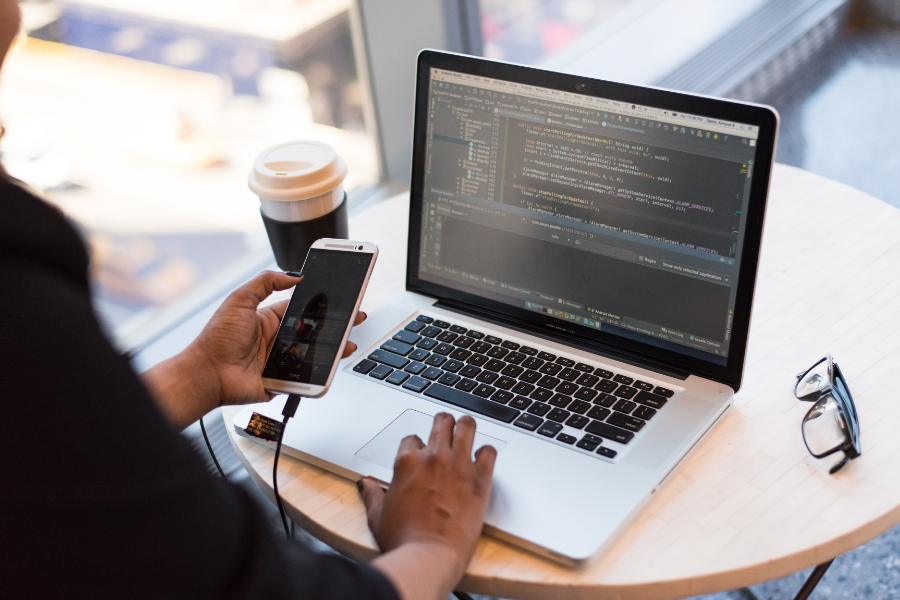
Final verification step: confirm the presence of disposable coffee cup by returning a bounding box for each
[249,141,349,271]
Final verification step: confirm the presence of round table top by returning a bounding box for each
[224,164,900,599]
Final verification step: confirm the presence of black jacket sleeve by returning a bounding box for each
[0,179,399,600]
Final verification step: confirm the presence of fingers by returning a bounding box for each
[474,444,498,480]
[341,341,358,358]
[427,413,455,450]
[397,434,426,456]
[359,477,386,532]
[234,271,302,308]
[354,311,368,326]
[267,299,290,322]
[453,415,477,459]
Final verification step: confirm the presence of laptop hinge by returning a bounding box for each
[435,299,691,381]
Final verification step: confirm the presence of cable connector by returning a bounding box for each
[283,394,302,419]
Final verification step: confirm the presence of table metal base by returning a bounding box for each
[739,560,834,600]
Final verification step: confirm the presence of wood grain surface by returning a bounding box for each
[224,164,900,599]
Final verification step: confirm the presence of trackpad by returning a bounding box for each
[356,409,507,470]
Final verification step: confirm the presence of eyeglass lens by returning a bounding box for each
[796,357,830,400]
[802,394,847,457]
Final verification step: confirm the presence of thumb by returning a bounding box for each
[359,477,386,532]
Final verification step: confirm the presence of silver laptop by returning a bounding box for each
[236,50,778,567]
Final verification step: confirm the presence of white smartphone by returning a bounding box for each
[261,239,378,398]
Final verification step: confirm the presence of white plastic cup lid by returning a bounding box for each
[248,140,348,202]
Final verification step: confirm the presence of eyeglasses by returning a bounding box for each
[795,355,861,474]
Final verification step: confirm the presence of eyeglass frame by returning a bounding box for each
[795,354,861,474]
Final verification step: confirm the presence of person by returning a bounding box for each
[0,3,497,598]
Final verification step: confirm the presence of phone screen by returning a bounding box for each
[262,249,374,386]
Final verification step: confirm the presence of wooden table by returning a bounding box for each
[224,164,900,599]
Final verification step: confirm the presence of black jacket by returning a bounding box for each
[0,178,399,600]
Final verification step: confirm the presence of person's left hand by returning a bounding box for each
[188,270,366,407]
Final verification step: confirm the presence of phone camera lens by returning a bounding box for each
[356,245,362,250]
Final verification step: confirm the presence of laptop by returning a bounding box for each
[235,50,778,567]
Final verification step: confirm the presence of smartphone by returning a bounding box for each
[261,239,378,397]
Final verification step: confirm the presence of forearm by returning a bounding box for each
[141,343,222,429]
[372,542,464,600]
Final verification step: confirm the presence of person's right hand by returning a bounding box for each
[360,413,497,585]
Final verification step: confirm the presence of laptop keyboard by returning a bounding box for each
[350,314,677,460]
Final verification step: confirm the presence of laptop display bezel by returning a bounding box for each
[406,50,777,390]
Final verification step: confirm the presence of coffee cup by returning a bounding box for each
[249,141,349,271]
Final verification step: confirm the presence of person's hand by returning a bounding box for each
[360,413,497,592]
[189,270,366,408]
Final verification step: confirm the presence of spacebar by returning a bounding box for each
[423,384,519,423]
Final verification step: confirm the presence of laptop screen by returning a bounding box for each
[415,67,763,366]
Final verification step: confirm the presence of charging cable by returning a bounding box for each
[274,394,302,538]
[200,414,226,479]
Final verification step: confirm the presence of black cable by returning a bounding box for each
[200,414,226,479]
[274,394,303,539]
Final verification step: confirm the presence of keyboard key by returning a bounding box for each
[501,341,520,350]
[491,390,515,404]
[509,396,533,410]
[459,365,481,379]
[557,381,579,395]
[449,348,472,361]
[484,335,502,345]
[433,320,451,329]
[471,341,492,354]
[654,386,675,397]
[569,400,590,414]
[521,357,544,370]
[635,390,668,409]
[417,338,438,350]
[633,405,657,420]
[494,376,516,390]
[403,376,431,392]
[416,315,434,323]
[386,370,410,385]
[473,384,496,398]
[454,337,475,349]
[538,351,557,361]
[613,399,637,414]
[422,367,443,381]
[424,354,447,367]
[501,364,524,378]
[369,364,393,380]
[476,371,499,385]
[449,325,467,334]
[577,437,600,451]
[465,354,488,367]
[405,321,426,333]
[505,352,526,365]
[433,343,454,356]
[519,346,538,356]
[547,408,570,423]
[530,388,554,402]
[537,376,560,390]
[455,379,477,392]
[409,348,430,362]
[436,331,458,343]
[424,384,520,423]
[369,349,409,369]
[594,393,617,408]
[586,421,634,444]
[538,363,562,376]
[587,406,611,421]
[583,433,602,444]
[614,386,638,399]
[381,340,414,356]
[555,357,575,367]
[596,446,618,459]
[353,359,377,374]
[393,330,421,345]
[420,326,441,338]
[514,414,543,431]
[438,372,461,386]
[527,402,551,416]
[404,362,427,375]
[511,382,535,396]
[467,330,484,340]
[633,380,653,391]
[576,373,599,387]
[549,393,572,408]
[537,421,563,437]
[574,362,594,373]
[558,433,577,445]
[558,368,580,382]
[442,359,464,373]
[520,370,542,384]
[608,412,646,432]
[484,358,506,372]
[613,374,634,385]
[486,346,509,359]
[595,379,618,393]
[574,387,598,402]
[595,368,613,379]
[566,415,589,429]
